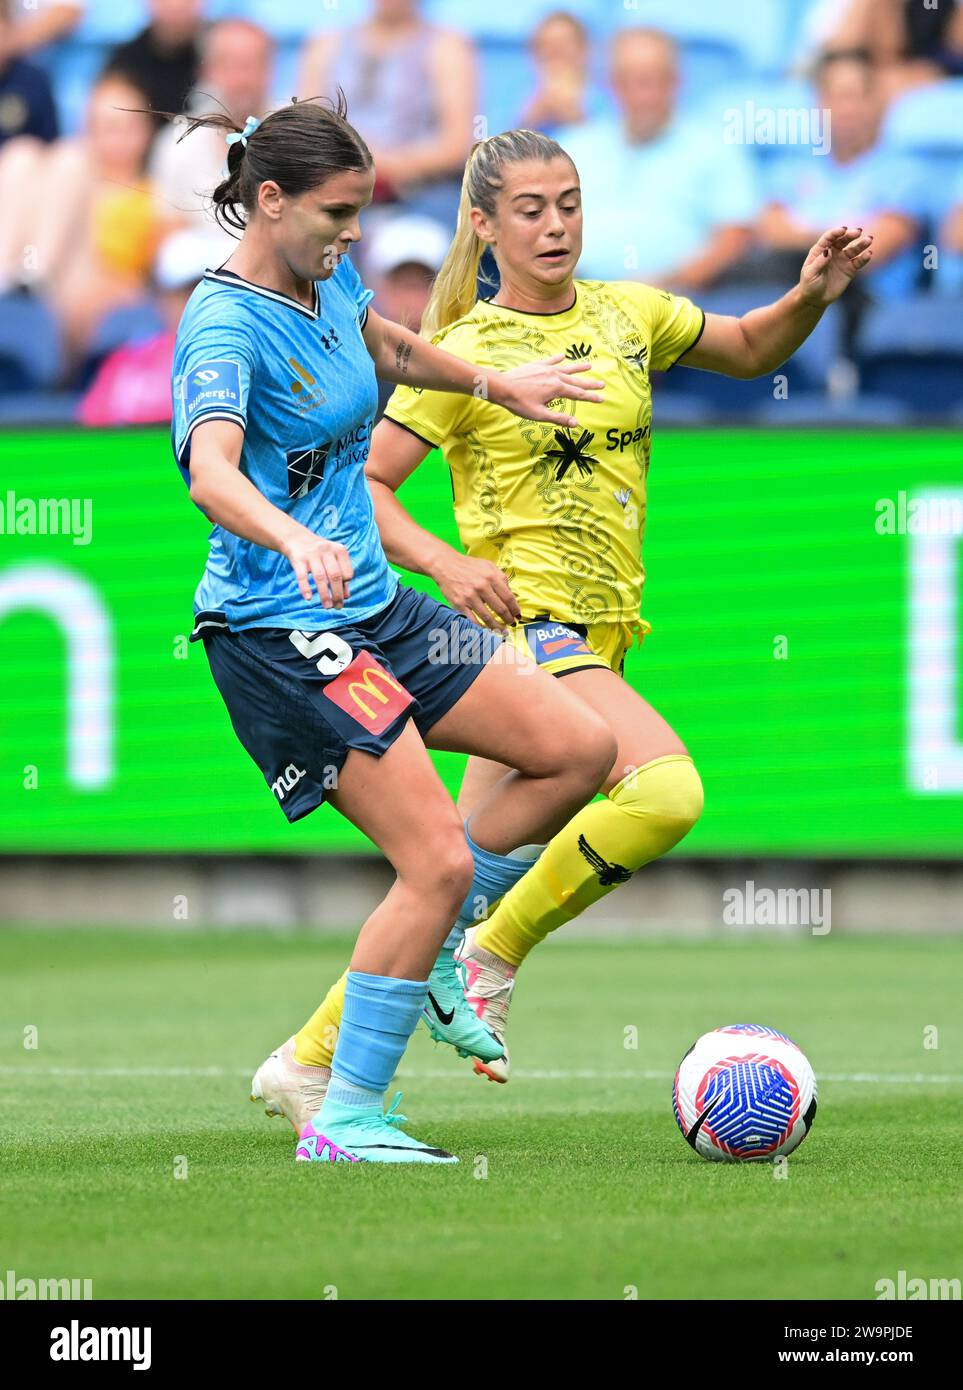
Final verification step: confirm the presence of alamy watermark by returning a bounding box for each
[875,1270,961,1300]
[723,102,831,156]
[0,1266,93,1299]
[0,491,92,546]
[723,881,831,934]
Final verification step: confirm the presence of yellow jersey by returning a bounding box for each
[384,279,704,627]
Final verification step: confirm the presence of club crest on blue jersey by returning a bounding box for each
[525,621,592,664]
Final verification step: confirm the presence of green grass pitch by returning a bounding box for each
[1,927,960,1300]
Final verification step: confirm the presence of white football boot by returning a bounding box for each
[458,940,516,1083]
[250,1036,330,1134]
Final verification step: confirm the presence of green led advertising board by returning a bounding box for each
[0,427,960,855]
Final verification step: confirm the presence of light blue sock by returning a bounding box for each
[442,826,544,953]
[327,971,427,1103]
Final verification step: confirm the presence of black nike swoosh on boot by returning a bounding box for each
[685,1094,723,1149]
[350,1144,454,1157]
[427,991,455,1026]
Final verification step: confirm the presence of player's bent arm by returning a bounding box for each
[680,224,875,379]
[365,419,520,627]
[360,305,603,427]
[365,419,450,574]
[187,418,353,609]
[678,301,823,381]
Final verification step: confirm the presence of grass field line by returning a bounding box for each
[1,1065,961,1084]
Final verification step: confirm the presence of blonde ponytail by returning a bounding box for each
[421,156,486,339]
[421,129,573,340]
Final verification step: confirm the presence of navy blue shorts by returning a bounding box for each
[192,584,503,822]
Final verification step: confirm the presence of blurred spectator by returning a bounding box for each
[151,19,274,255]
[0,0,58,148]
[799,0,963,100]
[367,213,449,416]
[756,51,924,297]
[78,227,214,426]
[518,11,597,134]
[3,0,84,59]
[829,0,963,88]
[557,28,759,289]
[298,0,475,227]
[0,71,159,356]
[104,0,203,120]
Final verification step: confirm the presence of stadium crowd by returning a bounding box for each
[0,0,961,423]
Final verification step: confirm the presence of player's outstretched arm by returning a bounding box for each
[188,418,353,609]
[360,306,604,427]
[680,225,874,380]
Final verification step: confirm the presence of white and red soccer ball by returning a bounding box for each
[673,1024,817,1162]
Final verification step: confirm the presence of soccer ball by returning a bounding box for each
[673,1024,817,1162]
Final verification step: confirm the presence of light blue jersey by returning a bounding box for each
[171,254,398,630]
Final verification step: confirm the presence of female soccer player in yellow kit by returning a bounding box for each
[253,130,873,1126]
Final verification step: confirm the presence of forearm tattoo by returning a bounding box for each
[394,341,412,376]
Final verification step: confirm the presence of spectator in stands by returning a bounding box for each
[366,212,449,417]
[0,71,159,356]
[104,0,203,121]
[556,28,759,289]
[518,11,598,134]
[3,0,84,59]
[0,0,58,149]
[298,0,475,228]
[78,227,212,426]
[799,0,963,99]
[757,50,924,298]
[151,19,274,256]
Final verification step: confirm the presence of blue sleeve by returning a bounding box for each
[333,253,375,328]
[171,318,255,476]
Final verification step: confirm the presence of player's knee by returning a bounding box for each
[417,833,475,910]
[612,755,704,851]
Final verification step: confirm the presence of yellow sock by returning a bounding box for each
[475,755,704,967]
[294,969,347,1068]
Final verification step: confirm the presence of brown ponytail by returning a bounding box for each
[169,93,372,235]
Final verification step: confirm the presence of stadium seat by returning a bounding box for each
[34,40,110,136]
[239,0,364,41]
[883,80,963,156]
[76,300,166,390]
[601,0,785,75]
[72,0,144,44]
[477,37,536,139]
[751,394,913,426]
[856,297,963,415]
[656,284,842,410]
[0,392,83,425]
[932,254,963,299]
[425,0,605,43]
[649,393,712,424]
[0,294,63,395]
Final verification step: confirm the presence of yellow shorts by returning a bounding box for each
[503,614,650,678]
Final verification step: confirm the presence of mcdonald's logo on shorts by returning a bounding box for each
[322,650,414,733]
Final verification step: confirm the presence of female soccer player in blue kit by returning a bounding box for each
[171,99,613,1164]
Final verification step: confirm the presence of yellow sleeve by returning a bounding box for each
[614,282,706,372]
